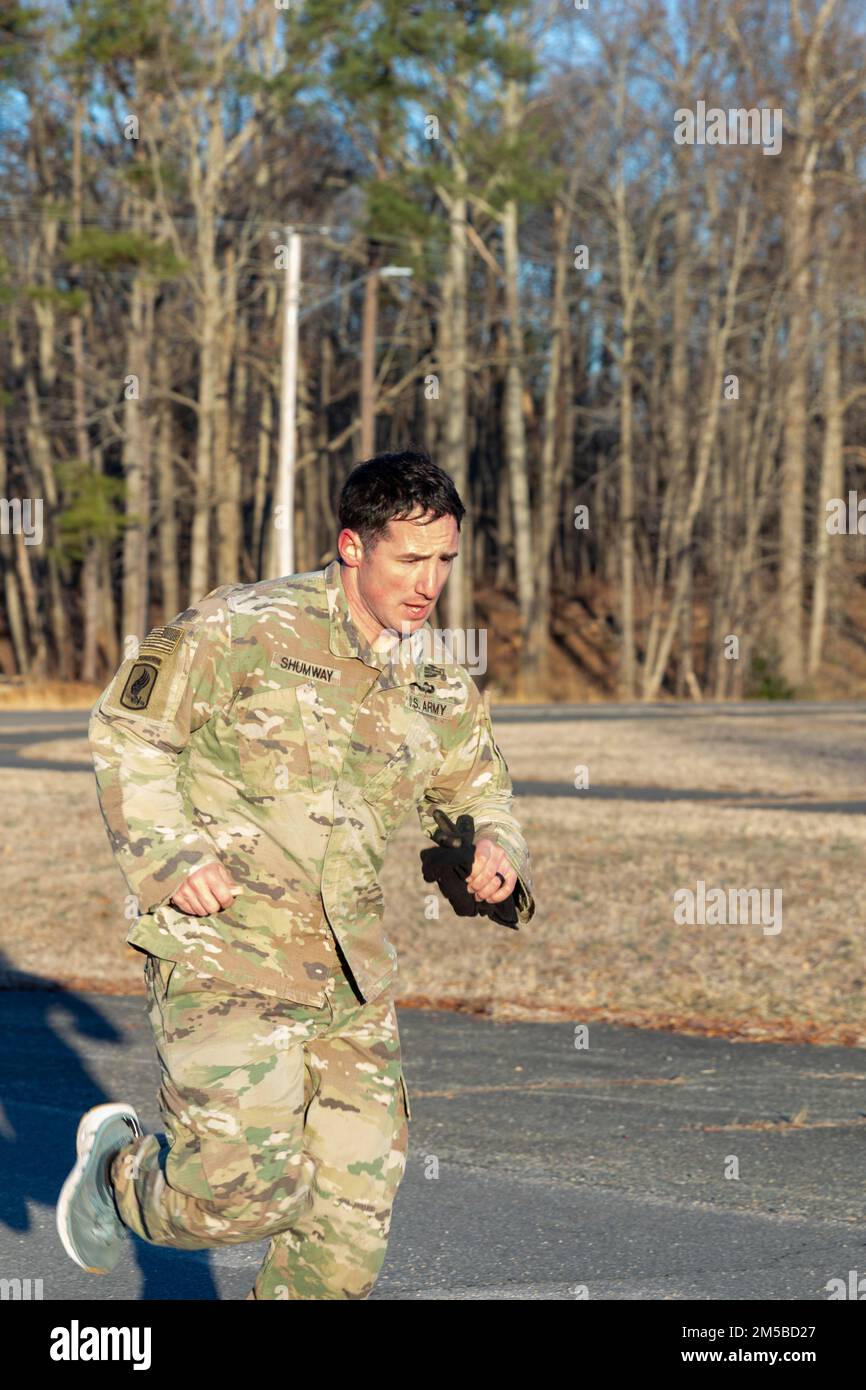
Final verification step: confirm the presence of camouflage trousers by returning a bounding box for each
[109,951,410,1299]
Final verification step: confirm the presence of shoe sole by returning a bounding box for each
[56,1102,142,1274]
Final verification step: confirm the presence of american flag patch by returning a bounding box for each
[138,624,185,659]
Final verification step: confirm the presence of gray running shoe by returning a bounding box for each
[56,1102,143,1273]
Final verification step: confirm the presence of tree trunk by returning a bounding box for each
[215,244,239,583]
[779,96,818,687]
[439,148,470,635]
[808,233,843,675]
[501,83,534,693]
[359,240,382,458]
[122,270,154,641]
[641,199,753,700]
[533,175,576,693]
[190,232,218,602]
[155,347,180,619]
[70,91,101,681]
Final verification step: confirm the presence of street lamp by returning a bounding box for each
[297,265,413,322]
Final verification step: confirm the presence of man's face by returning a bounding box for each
[338,509,460,643]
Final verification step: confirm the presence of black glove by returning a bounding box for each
[419,809,519,929]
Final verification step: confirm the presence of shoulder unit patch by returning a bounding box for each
[120,661,160,711]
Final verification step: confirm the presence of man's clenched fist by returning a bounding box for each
[169,860,242,916]
[465,837,517,904]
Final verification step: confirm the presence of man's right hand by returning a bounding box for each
[169,861,242,916]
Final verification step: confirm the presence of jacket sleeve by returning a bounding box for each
[417,682,535,923]
[88,586,238,916]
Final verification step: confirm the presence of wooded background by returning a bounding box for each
[2,0,865,700]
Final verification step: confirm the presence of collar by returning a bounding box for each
[324,558,427,692]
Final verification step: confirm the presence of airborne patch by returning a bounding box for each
[120,661,160,710]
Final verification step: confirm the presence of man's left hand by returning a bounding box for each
[465,838,517,904]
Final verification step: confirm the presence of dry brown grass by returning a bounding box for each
[0,680,101,709]
[1,705,865,1045]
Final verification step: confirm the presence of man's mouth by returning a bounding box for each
[403,602,430,615]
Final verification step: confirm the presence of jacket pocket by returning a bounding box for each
[234,684,320,798]
[361,717,441,827]
[294,681,336,791]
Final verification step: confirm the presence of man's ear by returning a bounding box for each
[337,527,365,567]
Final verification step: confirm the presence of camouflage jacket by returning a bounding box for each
[88,558,535,1005]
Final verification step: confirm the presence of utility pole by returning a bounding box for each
[267,223,410,579]
[274,227,301,579]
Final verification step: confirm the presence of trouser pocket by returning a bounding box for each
[158,1071,271,1219]
[158,1072,230,1207]
[144,954,181,1074]
[400,1071,412,1122]
[156,1032,313,1225]
[144,952,179,1000]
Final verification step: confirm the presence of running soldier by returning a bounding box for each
[57,450,535,1299]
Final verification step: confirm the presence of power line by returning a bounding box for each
[0,205,564,252]
[0,217,561,272]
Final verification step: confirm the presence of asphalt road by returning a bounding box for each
[2,983,865,1301]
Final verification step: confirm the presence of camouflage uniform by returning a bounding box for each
[89,558,535,1298]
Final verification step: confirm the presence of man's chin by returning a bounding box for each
[391,610,429,633]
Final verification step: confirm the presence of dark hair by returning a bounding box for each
[338,449,465,551]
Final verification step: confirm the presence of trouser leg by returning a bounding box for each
[248,976,410,1300]
[110,955,320,1248]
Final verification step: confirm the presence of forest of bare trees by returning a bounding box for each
[1,0,865,700]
